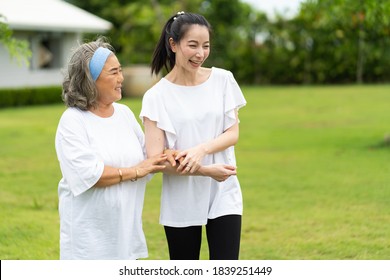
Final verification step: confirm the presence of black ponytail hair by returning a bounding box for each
[151,12,212,75]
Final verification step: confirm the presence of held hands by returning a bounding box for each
[163,148,181,167]
[174,144,207,174]
[135,153,167,178]
[164,148,200,174]
[164,148,237,182]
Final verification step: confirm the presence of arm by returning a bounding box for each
[175,110,239,173]
[94,153,167,187]
[143,116,177,169]
[143,117,237,182]
[197,164,237,182]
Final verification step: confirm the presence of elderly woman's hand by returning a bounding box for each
[163,148,184,167]
[135,153,167,177]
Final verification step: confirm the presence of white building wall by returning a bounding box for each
[0,32,81,89]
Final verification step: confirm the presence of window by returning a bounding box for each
[30,33,62,70]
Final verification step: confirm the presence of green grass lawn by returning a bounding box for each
[1,85,390,259]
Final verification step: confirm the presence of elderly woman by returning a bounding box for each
[55,37,167,260]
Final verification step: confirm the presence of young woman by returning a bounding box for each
[140,12,246,260]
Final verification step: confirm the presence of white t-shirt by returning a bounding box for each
[55,102,148,259]
[140,67,246,227]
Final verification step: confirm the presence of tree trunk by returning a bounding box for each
[356,3,364,84]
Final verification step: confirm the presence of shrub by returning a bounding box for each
[0,86,63,108]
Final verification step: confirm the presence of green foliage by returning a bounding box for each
[2,86,390,259]
[0,15,31,66]
[65,0,390,84]
[265,0,390,84]
[66,0,258,72]
[0,87,63,108]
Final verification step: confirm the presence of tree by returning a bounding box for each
[295,0,390,83]
[66,0,259,83]
[67,0,206,65]
[66,0,390,84]
[0,15,31,66]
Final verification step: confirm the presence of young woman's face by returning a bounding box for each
[95,54,123,105]
[172,24,210,71]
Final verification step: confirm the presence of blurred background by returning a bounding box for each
[2,0,390,260]
[2,0,390,93]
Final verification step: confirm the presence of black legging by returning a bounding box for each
[164,214,242,260]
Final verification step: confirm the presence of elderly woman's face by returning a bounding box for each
[95,54,124,105]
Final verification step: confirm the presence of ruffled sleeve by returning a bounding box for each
[140,86,177,148]
[223,70,247,131]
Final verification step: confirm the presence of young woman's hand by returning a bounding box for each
[199,164,237,182]
[175,144,207,174]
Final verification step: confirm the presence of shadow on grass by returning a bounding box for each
[368,135,390,149]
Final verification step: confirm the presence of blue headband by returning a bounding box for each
[89,47,112,81]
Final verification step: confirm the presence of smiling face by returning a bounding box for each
[95,54,123,106]
[170,24,210,72]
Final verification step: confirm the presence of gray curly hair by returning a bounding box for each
[62,36,114,110]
